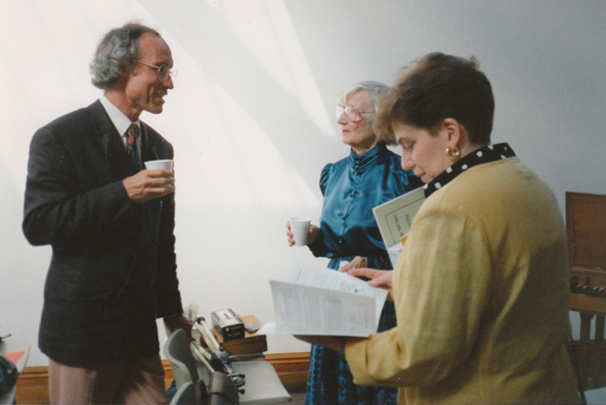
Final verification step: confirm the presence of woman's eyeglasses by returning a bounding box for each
[335,105,373,121]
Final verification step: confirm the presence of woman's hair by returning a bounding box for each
[90,22,161,90]
[374,52,494,145]
[338,81,390,125]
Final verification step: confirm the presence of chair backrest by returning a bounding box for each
[566,191,606,270]
[566,192,606,392]
[169,381,197,405]
[164,329,199,388]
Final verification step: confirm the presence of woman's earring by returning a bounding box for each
[445,147,461,160]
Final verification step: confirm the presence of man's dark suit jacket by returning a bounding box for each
[23,100,184,367]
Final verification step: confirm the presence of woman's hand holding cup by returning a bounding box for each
[286,219,320,246]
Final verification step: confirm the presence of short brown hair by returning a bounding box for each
[374,52,494,145]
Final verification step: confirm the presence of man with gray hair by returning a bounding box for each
[23,22,191,403]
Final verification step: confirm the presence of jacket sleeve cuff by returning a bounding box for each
[307,231,328,257]
[344,337,377,386]
[155,292,184,320]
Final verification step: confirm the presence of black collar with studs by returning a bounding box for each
[424,143,516,198]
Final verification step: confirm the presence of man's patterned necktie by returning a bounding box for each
[125,123,140,170]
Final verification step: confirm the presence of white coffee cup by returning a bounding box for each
[289,217,311,246]
[144,159,173,171]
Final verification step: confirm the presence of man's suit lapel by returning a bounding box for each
[88,102,163,226]
[140,125,159,165]
[88,100,137,181]
[139,124,164,231]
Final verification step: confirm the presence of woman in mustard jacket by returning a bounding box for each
[297,52,580,404]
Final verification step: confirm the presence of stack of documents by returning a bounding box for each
[260,261,388,337]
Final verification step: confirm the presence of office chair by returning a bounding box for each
[0,338,30,405]
[164,329,200,389]
[164,329,291,404]
[169,381,197,405]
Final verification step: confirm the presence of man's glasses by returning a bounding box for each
[137,61,177,81]
[335,105,373,121]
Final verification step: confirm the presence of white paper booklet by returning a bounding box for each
[373,187,426,267]
[258,261,388,337]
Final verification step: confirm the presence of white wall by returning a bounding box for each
[1,0,605,370]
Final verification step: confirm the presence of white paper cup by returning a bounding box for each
[289,217,311,246]
[144,159,173,171]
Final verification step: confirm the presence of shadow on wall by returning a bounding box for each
[142,0,340,198]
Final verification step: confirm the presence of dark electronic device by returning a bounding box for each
[244,322,261,333]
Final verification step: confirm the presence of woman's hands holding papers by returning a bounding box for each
[340,259,395,302]
[338,256,367,270]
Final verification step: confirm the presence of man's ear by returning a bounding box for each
[117,62,131,79]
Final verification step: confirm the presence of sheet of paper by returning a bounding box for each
[2,351,23,364]
[287,261,387,329]
[373,186,425,247]
[258,261,389,337]
[373,186,426,266]
[268,280,376,336]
